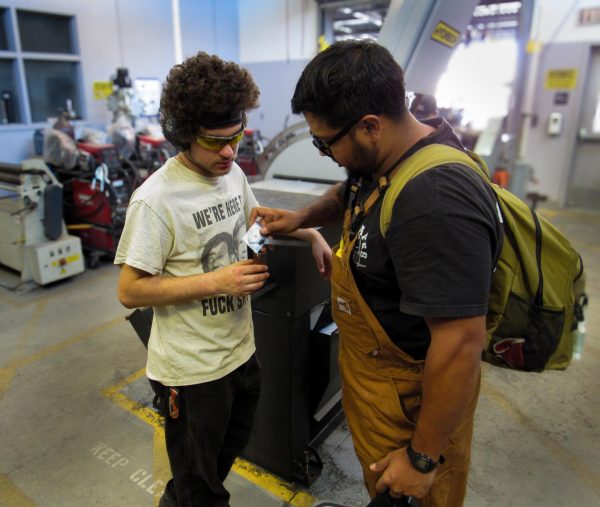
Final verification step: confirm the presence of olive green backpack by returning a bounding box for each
[379,144,586,372]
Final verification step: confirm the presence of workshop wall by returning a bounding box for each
[0,0,238,164]
[522,42,589,205]
[521,0,600,205]
[245,59,309,141]
[239,0,317,143]
[181,0,239,62]
[3,0,598,208]
[537,0,600,44]
[239,0,317,64]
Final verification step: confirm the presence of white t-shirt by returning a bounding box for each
[114,157,259,385]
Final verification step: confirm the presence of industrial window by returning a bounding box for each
[24,60,80,122]
[317,1,391,43]
[0,7,82,124]
[0,59,21,123]
[0,8,8,50]
[17,10,76,54]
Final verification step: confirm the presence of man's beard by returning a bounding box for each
[344,141,379,179]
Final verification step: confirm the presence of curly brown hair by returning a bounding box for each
[160,52,260,150]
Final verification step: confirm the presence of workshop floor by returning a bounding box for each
[0,207,598,507]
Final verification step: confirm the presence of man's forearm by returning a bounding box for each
[296,182,345,228]
[411,317,485,459]
[287,227,319,242]
[119,271,218,308]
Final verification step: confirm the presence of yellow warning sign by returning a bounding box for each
[431,21,461,49]
[318,35,330,53]
[93,81,114,100]
[526,39,542,54]
[545,69,578,90]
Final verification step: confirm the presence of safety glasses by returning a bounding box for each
[310,117,362,159]
[195,125,245,151]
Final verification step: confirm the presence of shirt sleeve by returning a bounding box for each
[114,200,174,275]
[385,167,497,318]
[241,173,259,225]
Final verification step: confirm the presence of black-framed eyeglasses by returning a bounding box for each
[310,117,362,159]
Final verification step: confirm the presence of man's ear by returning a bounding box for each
[359,115,382,139]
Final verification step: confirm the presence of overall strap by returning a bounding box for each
[344,156,406,243]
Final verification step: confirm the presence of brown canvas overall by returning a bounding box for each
[330,174,480,507]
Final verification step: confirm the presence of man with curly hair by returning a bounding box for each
[115,52,331,507]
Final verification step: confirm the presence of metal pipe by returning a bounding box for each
[171,0,183,64]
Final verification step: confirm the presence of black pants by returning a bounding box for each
[155,354,261,507]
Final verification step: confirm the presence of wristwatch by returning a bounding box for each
[406,443,441,474]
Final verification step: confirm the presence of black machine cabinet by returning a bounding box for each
[242,187,344,485]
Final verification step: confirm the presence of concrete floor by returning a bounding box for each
[0,207,598,507]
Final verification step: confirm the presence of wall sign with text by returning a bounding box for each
[545,69,578,90]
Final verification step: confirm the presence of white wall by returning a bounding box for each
[245,59,309,140]
[238,0,319,143]
[0,0,239,163]
[537,0,600,43]
[181,0,239,62]
[0,0,177,126]
[239,0,318,63]
[523,42,589,204]
[521,0,600,204]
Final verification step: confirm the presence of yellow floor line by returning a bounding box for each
[0,316,123,401]
[103,369,316,506]
[5,316,124,371]
[539,208,600,222]
[0,267,115,309]
[101,368,164,429]
[152,427,169,507]
[0,365,17,401]
[0,473,37,507]
[481,382,600,496]
[233,459,315,507]
[0,299,48,400]
[579,243,600,254]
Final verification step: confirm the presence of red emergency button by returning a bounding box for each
[59,258,67,266]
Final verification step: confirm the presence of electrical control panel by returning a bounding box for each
[27,235,85,285]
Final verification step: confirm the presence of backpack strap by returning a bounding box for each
[380,144,491,237]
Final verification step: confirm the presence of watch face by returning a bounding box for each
[407,445,437,473]
[415,454,435,472]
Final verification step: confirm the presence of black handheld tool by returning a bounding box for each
[366,491,419,507]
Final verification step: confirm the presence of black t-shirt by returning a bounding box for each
[346,118,502,360]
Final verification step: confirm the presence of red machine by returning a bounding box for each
[137,134,176,175]
[77,142,120,168]
[56,142,133,266]
[237,128,263,177]
[68,177,129,260]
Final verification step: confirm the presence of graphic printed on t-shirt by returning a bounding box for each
[189,193,252,318]
[192,195,244,229]
[352,225,369,268]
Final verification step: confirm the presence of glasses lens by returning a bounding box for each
[196,129,245,151]
[196,138,227,151]
[311,135,332,157]
[230,130,245,145]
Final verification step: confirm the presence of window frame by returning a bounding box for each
[0,7,12,51]
[0,6,84,127]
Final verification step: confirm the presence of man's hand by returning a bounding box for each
[370,447,436,499]
[250,207,304,235]
[309,230,332,279]
[213,260,269,297]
